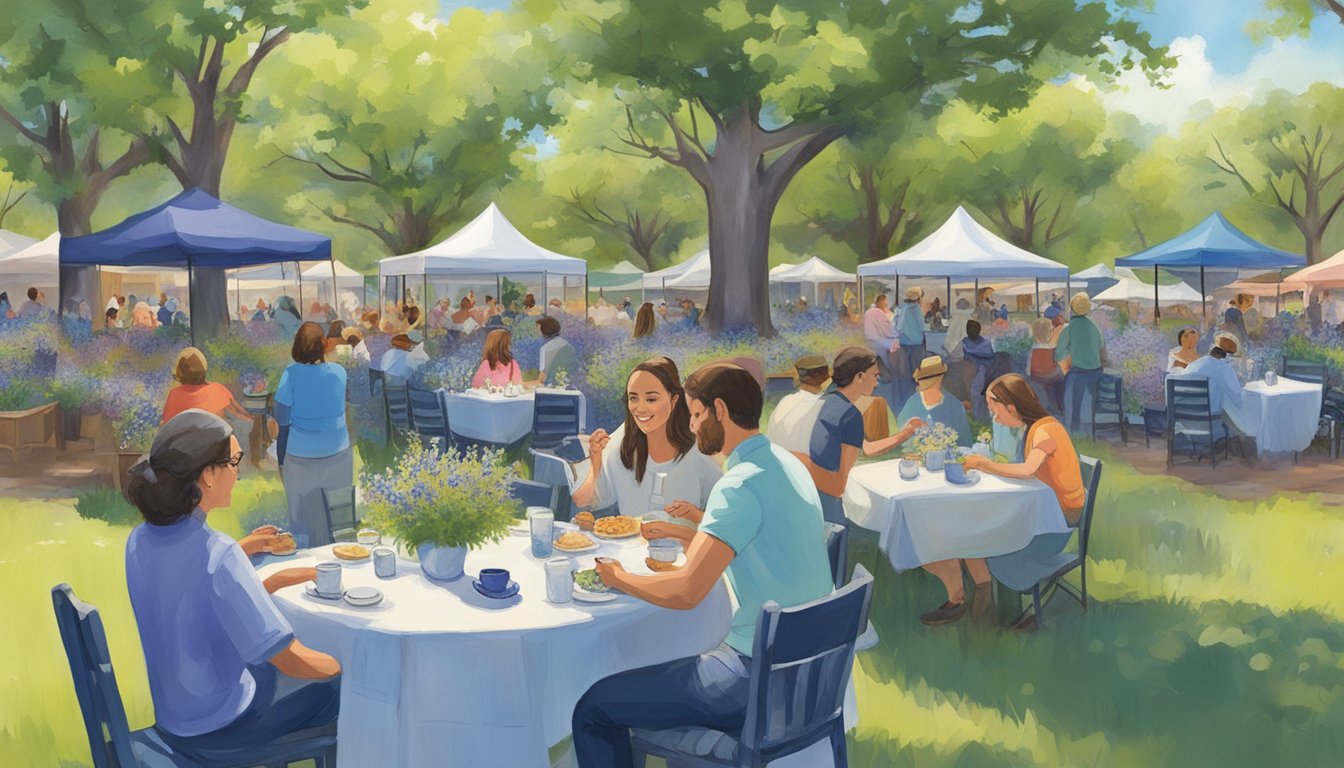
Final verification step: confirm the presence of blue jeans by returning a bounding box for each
[573,644,751,768]
[159,664,340,764]
[894,343,926,407]
[1064,367,1104,433]
[819,492,847,526]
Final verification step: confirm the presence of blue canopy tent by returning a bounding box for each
[59,189,331,344]
[1114,212,1304,322]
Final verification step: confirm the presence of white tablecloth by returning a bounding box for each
[441,388,586,445]
[843,460,1069,571]
[259,536,729,767]
[1222,378,1323,455]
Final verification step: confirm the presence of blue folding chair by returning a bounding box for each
[531,392,582,450]
[989,456,1102,628]
[1280,357,1327,386]
[322,485,359,543]
[631,565,874,768]
[51,583,336,768]
[1166,378,1229,468]
[407,385,451,449]
[382,377,410,446]
[368,367,384,398]
[1090,374,1128,443]
[824,522,848,590]
[509,478,560,512]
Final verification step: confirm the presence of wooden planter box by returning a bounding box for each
[0,402,59,461]
[115,450,145,492]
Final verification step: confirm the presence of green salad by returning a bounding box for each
[574,568,610,593]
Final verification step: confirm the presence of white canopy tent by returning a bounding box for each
[644,249,712,293]
[589,260,646,296]
[768,256,856,307]
[378,203,586,314]
[1092,276,1206,305]
[0,228,38,258]
[857,206,1070,314]
[227,259,367,319]
[0,232,60,301]
[996,263,1118,298]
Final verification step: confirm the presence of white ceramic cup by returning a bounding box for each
[315,561,342,596]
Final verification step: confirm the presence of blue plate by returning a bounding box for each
[472,579,520,600]
[946,470,981,487]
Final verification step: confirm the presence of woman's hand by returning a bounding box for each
[595,557,626,589]
[262,567,318,594]
[664,501,703,525]
[588,429,611,475]
[902,417,925,432]
[962,455,991,471]
[239,526,284,557]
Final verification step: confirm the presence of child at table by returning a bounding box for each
[957,373,1085,631]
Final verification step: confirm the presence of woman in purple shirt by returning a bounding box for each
[124,410,340,762]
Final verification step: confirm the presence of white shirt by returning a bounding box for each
[766,389,825,454]
[379,345,429,380]
[1325,300,1341,327]
[1172,355,1243,415]
[350,341,371,364]
[587,424,722,517]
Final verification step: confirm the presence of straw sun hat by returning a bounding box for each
[913,355,948,381]
[1069,291,1092,315]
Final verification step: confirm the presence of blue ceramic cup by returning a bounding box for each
[480,568,510,594]
[945,461,967,483]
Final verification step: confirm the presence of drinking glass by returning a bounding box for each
[545,557,573,603]
[315,561,342,596]
[373,547,396,578]
[529,507,555,558]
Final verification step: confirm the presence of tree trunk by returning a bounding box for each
[702,118,774,337]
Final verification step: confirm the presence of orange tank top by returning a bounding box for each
[1026,417,1086,518]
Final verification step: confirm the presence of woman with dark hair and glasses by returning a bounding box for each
[275,322,352,547]
[124,409,340,761]
[571,357,721,535]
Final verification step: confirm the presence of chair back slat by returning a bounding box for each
[509,478,559,511]
[741,565,873,758]
[824,523,848,591]
[51,584,137,768]
[1281,357,1327,386]
[322,485,359,542]
[1095,375,1122,411]
[407,385,450,444]
[532,393,582,450]
[1077,456,1103,559]
[1167,378,1213,421]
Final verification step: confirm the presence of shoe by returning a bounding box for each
[920,600,967,626]
[971,582,995,624]
[1009,614,1037,632]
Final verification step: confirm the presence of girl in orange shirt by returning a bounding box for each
[161,348,254,424]
[918,374,1085,629]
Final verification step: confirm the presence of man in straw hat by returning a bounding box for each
[897,355,972,449]
[1171,332,1244,424]
[1055,291,1107,434]
[891,286,928,405]
[765,354,830,454]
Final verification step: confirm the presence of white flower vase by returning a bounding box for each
[418,543,468,582]
[924,450,947,472]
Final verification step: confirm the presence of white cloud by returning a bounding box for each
[1093,35,1344,132]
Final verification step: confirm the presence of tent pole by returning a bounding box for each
[296,262,304,316]
[496,274,501,308]
[1199,265,1206,324]
[946,276,951,317]
[330,258,339,318]
[1275,269,1282,316]
[1035,278,1041,317]
[1154,266,1160,326]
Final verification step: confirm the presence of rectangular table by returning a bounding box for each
[843,459,1069,571]
[1222,378,1323,456]
[441,388,586,445]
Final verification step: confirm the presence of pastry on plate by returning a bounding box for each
[593,515,639,538]
[554,532,596,551]
[573,511,595,531]
[332,544,370,560]
[270,532,296,555]
[645,557,680,572]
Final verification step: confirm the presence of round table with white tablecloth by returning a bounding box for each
[441,387,586,445]
[1221,378,1324,455]
[843,459,1070,571]
[258,535,729,768]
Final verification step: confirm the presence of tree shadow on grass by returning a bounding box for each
[849,534,1344,768]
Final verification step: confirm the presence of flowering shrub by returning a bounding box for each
[114,393,160,452]
[991,324,1033,372]
[1103,324,1169,412]
[359,440,521,551]
[909,422,960,455]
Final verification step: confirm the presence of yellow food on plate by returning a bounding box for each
[593,515,639,538]
[645,557,681,572]
[573,512,595,531]
[554,532,596,551]
[332,544,370,560]
[270,533,296,554]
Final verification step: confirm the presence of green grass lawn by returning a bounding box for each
[3,446,1342,767]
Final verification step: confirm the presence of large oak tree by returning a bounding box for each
[525,0,1168,334]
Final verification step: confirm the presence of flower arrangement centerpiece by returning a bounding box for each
[910,422,959,470]
[359,440,522,581]
[551,369,571,389]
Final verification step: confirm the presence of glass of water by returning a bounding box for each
[545,557,573,603]
[373,547,396,578]
[528,507,554,558]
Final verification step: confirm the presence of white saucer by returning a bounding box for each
[304,584,344,601]
[343,586,383,607]
[573,585,617,603]
[946,470,981,487]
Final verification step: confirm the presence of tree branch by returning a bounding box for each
[0,102,50,146]
[1209,136,1264,198]
[226,27,292,98]
[762,124,846,205]
[756,119,829,155]
[310,200,399,252]
[271,151,376,185]
[91,136,151,190]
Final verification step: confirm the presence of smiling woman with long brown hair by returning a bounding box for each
[570,357,721,535]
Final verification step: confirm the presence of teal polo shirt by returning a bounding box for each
[698,434,834,655]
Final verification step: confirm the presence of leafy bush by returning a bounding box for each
[360,440,521,551]
[1104,324,1170,411]
[74,487,141,526]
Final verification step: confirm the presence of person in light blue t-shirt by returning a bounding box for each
[124,410,339,763]
[274,322,351,547]
[574,363,834,768]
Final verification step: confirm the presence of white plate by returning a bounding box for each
[343,586,384,607]
[572,585,617,603]
[553,541,599,554]
[266,550,298,559]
